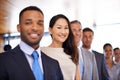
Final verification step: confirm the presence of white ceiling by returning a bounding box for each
[3,0,120,32]
[5,0,120,33]
[2,0,120,52]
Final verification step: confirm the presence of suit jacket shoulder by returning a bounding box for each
[92,50,110,80]
[41,51,63,80]
[0,45,35,80]
[0,45,63,80]
[80,48,99,80]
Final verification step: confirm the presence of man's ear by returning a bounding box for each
[17,24,21,32]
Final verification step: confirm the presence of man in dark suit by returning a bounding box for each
[82,27,110,80]
[0,6,63,80]
[92,50,110,80]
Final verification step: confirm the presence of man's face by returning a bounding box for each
[82,31,93,49]
[70,23,82,46]
[114,49,120,62]
[17,10,44,49]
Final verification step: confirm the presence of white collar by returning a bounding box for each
[19,41,41,56]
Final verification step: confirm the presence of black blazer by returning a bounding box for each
[0,45,63,80]
[92,50,110,80]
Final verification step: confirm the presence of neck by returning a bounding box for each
[30,45,39,50]
[49,41,62,48]
[82,45,90,50]
[77,42,80,47]
[106,59,113,68]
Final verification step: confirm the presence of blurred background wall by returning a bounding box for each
[0,0,120,53]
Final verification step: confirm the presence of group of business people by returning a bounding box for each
[0,6,63,80]
[113,47,120,64]
[70,20,110,80]
[0,5,110,80]
[103,43,120,80]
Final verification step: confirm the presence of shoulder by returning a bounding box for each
[0,49,15,68]
[92,50,104,56]
[0,45,22,62]
[0,52,7,61]
[40,47,54,53]
[0,49,14,59]
[41,51,59,64]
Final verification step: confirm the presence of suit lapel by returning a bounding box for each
[11,45,35,80]
[41,51,49,80]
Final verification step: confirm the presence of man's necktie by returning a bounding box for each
[32,51,43,80]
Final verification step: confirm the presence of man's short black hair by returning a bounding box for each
[19,6,44,23]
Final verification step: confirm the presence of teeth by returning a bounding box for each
[30,34,38,37]
[60,35,66,38]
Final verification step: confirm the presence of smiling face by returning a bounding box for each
[49,18,69,45]
[82,31,93,49]
[104,45,113,59]
[70,22,82,46]
[17,10,44,49]
[114,48,120,62]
